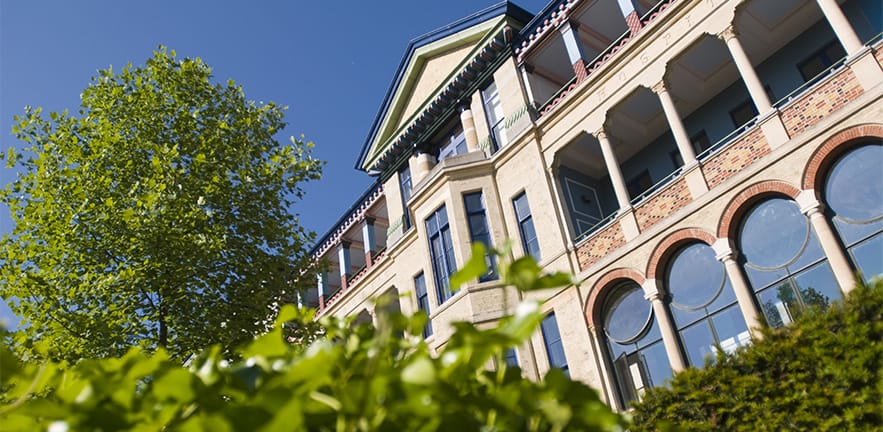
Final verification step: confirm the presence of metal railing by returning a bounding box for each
[630,167,683,207]
[575,210,620,243]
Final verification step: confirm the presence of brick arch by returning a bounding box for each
[717,180,801,240]
[802,124,883,191]
[646,228,718,281]
[585,268,645,328]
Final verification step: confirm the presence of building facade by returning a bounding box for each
[304,0,883,410]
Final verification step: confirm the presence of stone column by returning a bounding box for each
[459,104,480,153]
[520,63,538,110]
[338,241,352,290]
[719,26,772,114]
[558,20,589,82]
[815,0,863,56]
[642,280,686,372]
[796,190,856,294]
[712,239,764,336]
[652,80,697,167]
[594,129,631,211]
[361,217,377,267]
[413,147,436,184]
[317,271,327,309]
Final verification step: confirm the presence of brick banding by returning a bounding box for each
[780,68,863,138]
[802,123,883,191]
[634,177,691,232]
[717,180,801,239]
[576,219,626,270]
[701,128,770,189]
[585,267,646,328]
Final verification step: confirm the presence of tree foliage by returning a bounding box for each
[630,278,883,431]
[0,246,625,431]
[0,47,322,361]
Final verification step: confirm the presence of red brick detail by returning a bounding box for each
[318,295,325,310]
[573,59,588,83]
[717,180,801,239]
[585,268,645,328]
[575,220,626,270]
[633,178,691,232]
[802,124,883,190]
[780,68,863,138]
[625,11,643,35]
[645,228,717,280]
[701,128,771,190]
[874,45,883,66]
[366,251,374,268]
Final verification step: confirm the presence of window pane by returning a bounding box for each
[825,144,883,228]
[669,243,726,310]
[680,320,716,367]
[541,314,568,375]
[641,341,672,388]
[710,305,750,355]
[852,233,883,281]
[757,280,800,328]
[740,198,809,269]
[793,262,839,309]
[605,285,652,343]
[514,193,530,220]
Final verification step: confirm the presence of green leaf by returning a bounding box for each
[449,243,488,290]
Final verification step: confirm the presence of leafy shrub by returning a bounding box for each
[630,279,883,431]
[0,246,625,431]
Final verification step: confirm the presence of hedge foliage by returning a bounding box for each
[630,279,883,431]
[0,245,625,431]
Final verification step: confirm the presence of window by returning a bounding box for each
[503,348,519,368]
[824,142,883,281]
[729,99,757,129]
[797,40,846,83]
[513,192,540,259]
[627,170,654,199]
[438,124,467,160]
[541,313,568,376]
[738,198,841,327]
[464,191,497,282]
[603,281,671,407]
[667,243,750,366]
[414,273,432,338]
[399,164,413,230]
[482,81,507,151]
[426,205,457,304]
[671,130,712,168]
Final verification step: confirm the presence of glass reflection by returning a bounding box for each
[825,143,883,282]
[667,243,749,367]
[603,282,667,407]
[740,198,840,327]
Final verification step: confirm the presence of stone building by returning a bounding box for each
[304,0,882,409]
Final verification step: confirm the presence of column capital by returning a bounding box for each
[458,100,473,113]
[651,79,670,95]
[642,280,663,301]
[521,62,535,74]
[339,240,351,250]
[712,238,737,262]
[796,189,824,216]
[718,25,738,42]
[593,128,608,141]
[361,216,376,226]
[557,18,580,34]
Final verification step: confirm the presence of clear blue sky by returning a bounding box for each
[0,1,548,327]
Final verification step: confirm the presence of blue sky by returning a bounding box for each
[0,1,549,327]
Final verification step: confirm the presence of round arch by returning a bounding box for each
[717,180,801,240]
[646,228,718,281]
[585,267,645,328]
[802,124,883,191]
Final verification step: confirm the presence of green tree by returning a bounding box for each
[0,47,322,361]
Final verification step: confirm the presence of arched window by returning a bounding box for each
[603,281,670,406]
[823,142,883,281]
[667,243,749,366]
[738,198,840,327]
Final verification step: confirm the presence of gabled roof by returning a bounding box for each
[355,2,534,173]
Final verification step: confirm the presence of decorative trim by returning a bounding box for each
[585,267,645,328]
[645,228,717,280]
[717,180,801,239]
[802,123,883,190]
[311,184,384,260]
